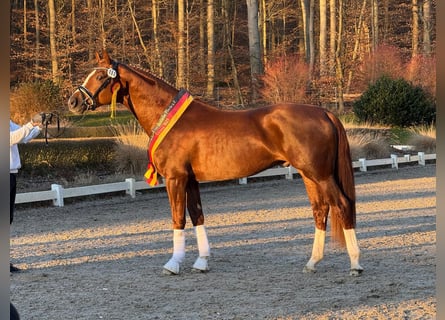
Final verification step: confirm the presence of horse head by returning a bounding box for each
[68,50,121,114]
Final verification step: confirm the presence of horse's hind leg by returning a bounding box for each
[313,177,364,276]
[186,178,210,272]
[301,176,329,273]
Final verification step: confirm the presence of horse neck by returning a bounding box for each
[118,64,179,133]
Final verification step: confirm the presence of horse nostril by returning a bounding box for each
[68,97,77,108]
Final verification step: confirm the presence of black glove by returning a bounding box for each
[31,113,44,125]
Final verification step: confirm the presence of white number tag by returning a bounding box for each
[107,68,117,78]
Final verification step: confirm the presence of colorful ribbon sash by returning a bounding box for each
[144,89,193,186]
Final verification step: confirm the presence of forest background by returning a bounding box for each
[10,0,436,114]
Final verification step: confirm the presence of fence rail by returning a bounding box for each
[15,152,435,207]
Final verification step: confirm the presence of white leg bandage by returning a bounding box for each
[343,228,363,275]
[195,225,210,257]
[304,228,326,273]
[172,229,186,262]
[163,229,185,275]
[192,225,210,272]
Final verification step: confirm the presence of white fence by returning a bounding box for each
[16,152,435,207]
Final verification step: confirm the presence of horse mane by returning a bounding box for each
[123,62,178,91]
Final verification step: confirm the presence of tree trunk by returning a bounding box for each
[223,0,244,107]
[246,0,262,102]
[371,0,379,51]
[152,0,164,77]
[206,0,215,98]
[346,0,367,93]
[261,0,267,64]
[412,0,419,57]
[319,0,327,76]
[127,0,149,60]
[71,0,76,45]
[300,0,310,62]
[48,0,59,83]
[309,0,315,78]
[422,0,431,55]
[199,0,205,78]
[23,0,27,49]
[99,0,106,48]
[35,0,40,75]
[335,0,344,113]
[177,0,186,88]
[329,0,336,73]
[87,0,94,61]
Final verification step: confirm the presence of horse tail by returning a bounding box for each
[327,112,356,247]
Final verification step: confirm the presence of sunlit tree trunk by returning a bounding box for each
[422,0,431,55]
[206,0,215,98]
[99,0,106,48]
[246,0,263,101]
[412,0,419,57]
[87,0,94,61]
[23,0,27,49]
[199,0,205,77]
[346,0,367,93]
[223,0,244,106]
[48,0,59,83]
[371,0,379,51]
[319,0,327,76]
[35,0,40,75]
[177,0,186,88]
[152,0,164,77]
[329,0,336,73]
[261,0,267,64]
[300,0,315,79]
[335,0,344,113]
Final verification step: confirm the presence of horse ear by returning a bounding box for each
[102,49,111,64]
[95,52,101,63]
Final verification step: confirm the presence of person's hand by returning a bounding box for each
[31,113,44,126]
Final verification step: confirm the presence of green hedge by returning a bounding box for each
[18,138,117,179]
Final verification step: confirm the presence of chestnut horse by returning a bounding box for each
[68,50,363,276]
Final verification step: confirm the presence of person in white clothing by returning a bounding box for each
[10,117,42,272]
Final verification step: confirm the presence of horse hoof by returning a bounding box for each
[192,257,209,272]
[163,259,180,275]
[350,268,363,277]
[303,266,316,273]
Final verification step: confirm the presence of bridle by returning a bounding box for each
[77,61,120,111]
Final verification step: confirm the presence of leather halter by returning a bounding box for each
[77,61,120,111]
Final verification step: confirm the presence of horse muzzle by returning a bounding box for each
[67,87,96,114]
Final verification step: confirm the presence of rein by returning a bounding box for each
[37,112,61,145]
[144,89,194,186]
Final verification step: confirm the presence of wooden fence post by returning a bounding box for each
[51,184,64,207]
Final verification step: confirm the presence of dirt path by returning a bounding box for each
[10,164,436,319]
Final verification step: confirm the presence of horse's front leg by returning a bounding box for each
[186,178,210,272]
[163,177,188,275]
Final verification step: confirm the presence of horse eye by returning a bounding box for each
[96,74,105,81]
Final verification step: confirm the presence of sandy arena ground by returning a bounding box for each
[10,164,436,319]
